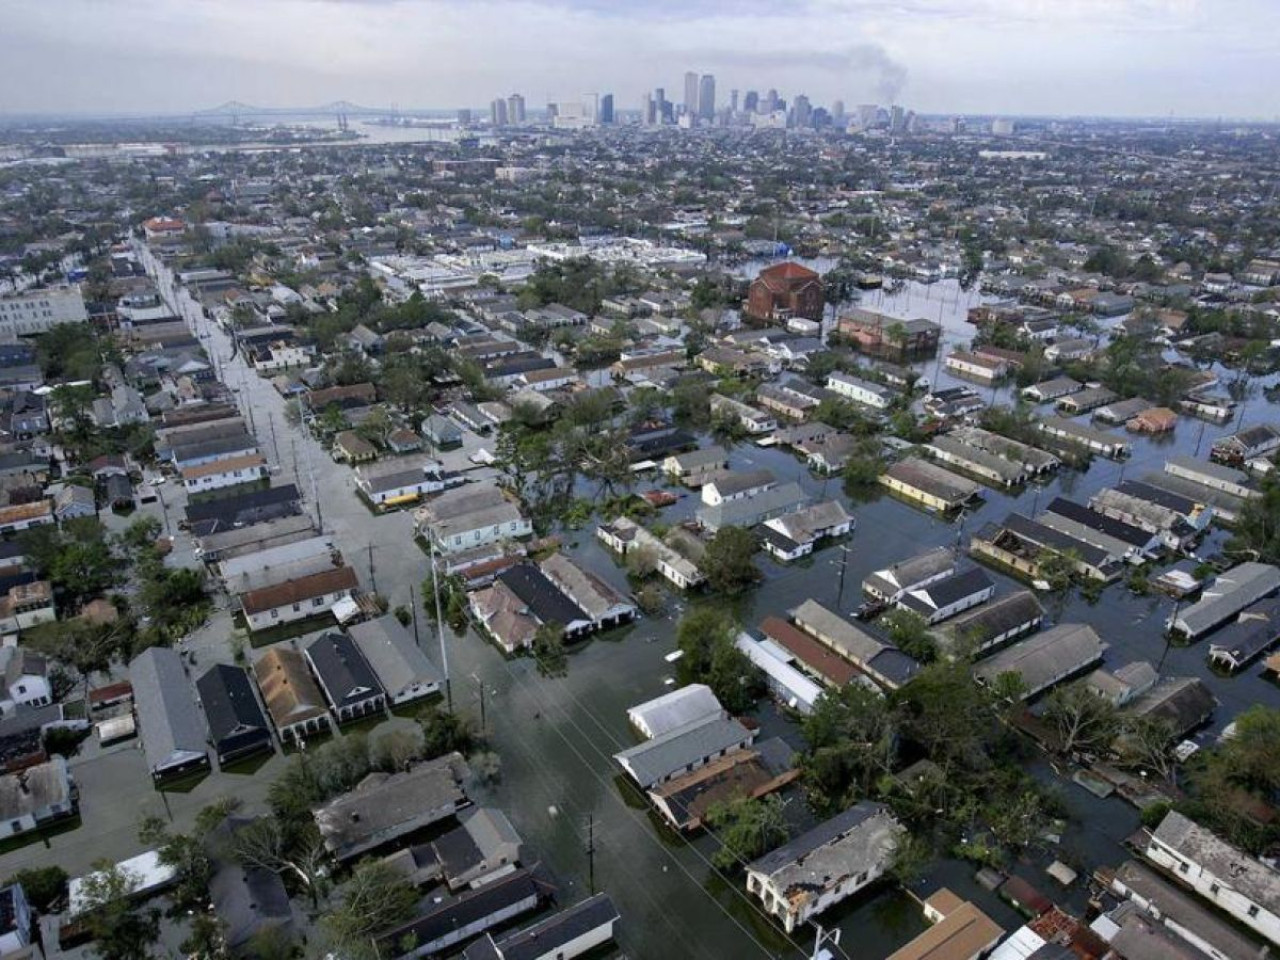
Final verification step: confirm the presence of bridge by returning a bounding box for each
[193,100,448,121]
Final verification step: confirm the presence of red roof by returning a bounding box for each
[760,616,858,686]
[759,261,819,281]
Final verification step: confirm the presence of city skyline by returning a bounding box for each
[1,0,1279,120]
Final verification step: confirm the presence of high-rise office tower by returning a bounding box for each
[600,93,614,124]
[792,94,812,128]
[764,88,779,113]
[730,89,739,113]
[832,100,845,123]
[506,94,525,125]
[890,104,906,133]
[643,94,656,125]
[698,74,716,119]
[743,90,759,113]
[490,98,508,127]
[683,71,700,116]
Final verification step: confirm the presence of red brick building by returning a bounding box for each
[745,262,824,322]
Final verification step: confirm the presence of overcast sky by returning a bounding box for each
[2,0,1277,119]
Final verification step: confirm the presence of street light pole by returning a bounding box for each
[471,673,486,735]
[429,537,452,711]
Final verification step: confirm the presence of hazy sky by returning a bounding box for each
[2,0,1277,119]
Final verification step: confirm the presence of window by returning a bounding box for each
[292,603,301,612]
[312,597,324,607]
[1179,862,1190,874]
[1210,883,1220,895]
[271,609,280,619]
[1248,905,1260,918]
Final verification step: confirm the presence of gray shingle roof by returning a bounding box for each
[1172,562,1280,638]
[129,647,208,774]
[614,717,753,789]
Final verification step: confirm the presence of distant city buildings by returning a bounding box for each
[506,93,525,125]
[698,74,715,120]
[683,71,699,117]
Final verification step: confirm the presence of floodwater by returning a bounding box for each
[149,246,1279,959]
[484,278,1280,958]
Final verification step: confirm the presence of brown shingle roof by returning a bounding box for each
[253,647,328,728]
[760,616,858,686]
[240,565,358,616]
[180,453,266,481]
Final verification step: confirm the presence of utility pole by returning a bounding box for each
[472,673,486,735]
[836,543,850,609]
[267,411,281,466]
[586,814,596,895]
[409,583,421,648]
[430,536,451,711]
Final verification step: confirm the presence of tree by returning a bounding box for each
[880,609,937,663]
[180,911,228,960]
[701,526,760,596]
[322,860,419,960]
[76,861,161,960]
[6,865,68,912]
[675,607,763,713]
[1229,477,1280,564]
[419,706,475,758]
[370,724,426,772]
[532,621,567,677]
[1116,715,1179,784]
[1044,682,1118,755]
[896,660,998,775]
[802,684,900,811]
[706,795,789,871]
[228,816,330,908]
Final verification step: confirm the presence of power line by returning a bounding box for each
[505,644,852,960]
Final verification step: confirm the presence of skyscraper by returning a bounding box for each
[743,90,759,113]
[792,94,812,128]
[764,88,779,113]
[890,104,906,133]
[490,98,508,127]
[730,89,739,113]
[506,93,525,125]
[600,93,614,124]
[698,74,716,120]
[683,71,700,117]
[643,94,656,126]
[832,100,845,123]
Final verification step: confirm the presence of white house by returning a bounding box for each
[1145,811,1280,946]
[596,517,704,590]
[945,350,1008,383]
[826,371,893,410]
[180,453,269,493]
[701,469,776,506]
[0,884,31,955]
[627,684,724,739]
[0,758,77,841]
[348,616,443,706]
[0,286,88,339]
[895,568,995,625]
[759,500,855,562]
[709,394,777,434]
[239,566,359,632]
[0,646,52,714]
[416,485,533,555]
[746,802,903,933]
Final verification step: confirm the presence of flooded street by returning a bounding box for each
[147,258,1280,959]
